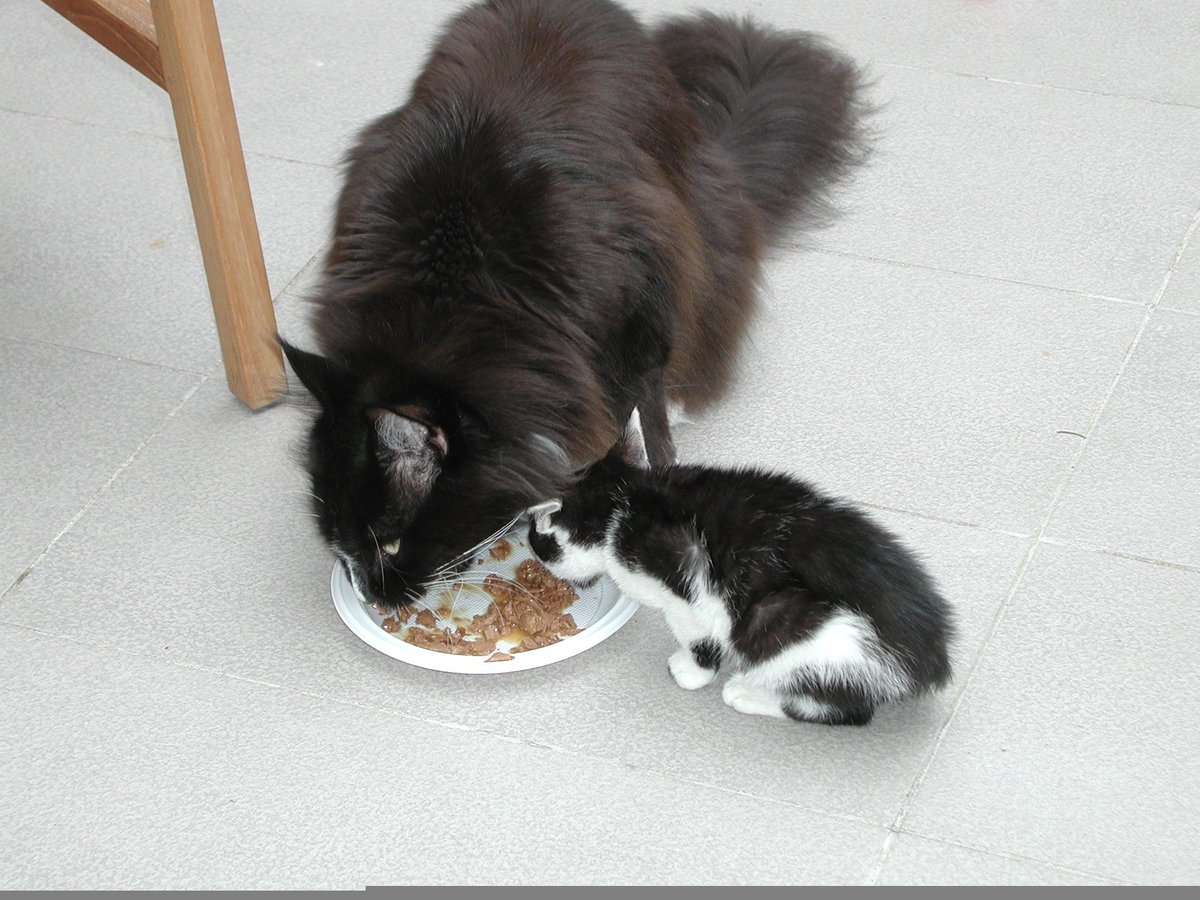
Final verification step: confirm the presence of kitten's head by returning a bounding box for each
[527,408,649,584]
[282,340,488,606]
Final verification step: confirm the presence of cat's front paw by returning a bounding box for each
[668,648,715,690]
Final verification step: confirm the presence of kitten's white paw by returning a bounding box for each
[668,648,715,690]
[722,678,787,718]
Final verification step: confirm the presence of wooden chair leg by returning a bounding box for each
[42,0,166,87]
[150,0,285,409]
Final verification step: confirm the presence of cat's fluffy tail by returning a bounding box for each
[654,14,872,242]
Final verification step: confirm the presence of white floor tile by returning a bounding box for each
[0,625,887,887]
[877,833,1123,886]
[0,339,199,594]
[1159,227,1200,315]
[1047,309,1200,568]
[677,252,1143,533]
[903,544,1200,884]
[810,66,1200,301]
[0,111,336,371]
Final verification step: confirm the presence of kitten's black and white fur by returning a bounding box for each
[528,412,955,726]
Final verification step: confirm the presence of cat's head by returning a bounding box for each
[282,340,495,606]
[527,409,649,585]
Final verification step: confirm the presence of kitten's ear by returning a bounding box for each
[610,407,650,470]
[279,339,353,407]
[527,499,562,533]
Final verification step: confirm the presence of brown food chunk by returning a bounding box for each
[514,558,579,610]
[381,617,402,633]
[458,639,498,656]
[515,557,549,588]
[477,565,582,653]
[404,628,442,648]
[400,561,584,656]
[485,651,515,663]
[481,573,521,605]
[489,539,513,561]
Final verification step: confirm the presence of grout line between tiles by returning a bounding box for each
[0,621,884,836]
[0,377,208,608]
[0,104,338,170]
[1032,200,1200,535]
[855,502,1029,540]
[792,246,1144,308]
[861,831,899,885]
[1158,304,1200,318]
[0,105,176,143]
[855,508,1199,575]
[861,540,1045,882]
[273,245,330,310]
[246,149,337,171]
[868,199,1200,878]
[271,244,327,305]
[1037,536,1200,575]
[0,334,210,377]
[876,62,1200,112]
[891,828,1138,886]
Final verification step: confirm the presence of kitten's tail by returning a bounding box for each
[653,14,872,242]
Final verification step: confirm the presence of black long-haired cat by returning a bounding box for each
[282,0,870,606]
[527,411,955,726]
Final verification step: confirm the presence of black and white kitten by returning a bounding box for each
[528,413,955,726]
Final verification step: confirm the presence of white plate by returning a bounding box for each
[329,529,638,674]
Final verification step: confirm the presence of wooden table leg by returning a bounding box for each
[150,0,285,409]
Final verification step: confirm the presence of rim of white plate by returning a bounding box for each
[329,560,638,674]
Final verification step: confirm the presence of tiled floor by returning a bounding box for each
[2,0,1197,888]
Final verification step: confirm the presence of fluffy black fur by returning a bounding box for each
[283,0,870,606]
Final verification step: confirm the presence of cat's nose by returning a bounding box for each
[360,562,423,610]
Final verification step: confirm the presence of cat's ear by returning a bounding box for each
[527,499,562,533]
[611,407,650,470]
[279,339,353,408]
[369,407,448,459]
[369,407,445,500]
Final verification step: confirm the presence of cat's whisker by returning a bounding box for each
[449,581,468,619]
[287,489,327,506]
[415,571,544,607]
[430,514,524,577]
[368,526,385,595]
[433,524,520,574]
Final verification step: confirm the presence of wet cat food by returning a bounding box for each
[387,557,581,655]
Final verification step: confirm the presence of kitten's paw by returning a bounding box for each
[722,678,787,719]
[668,648,715,690]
